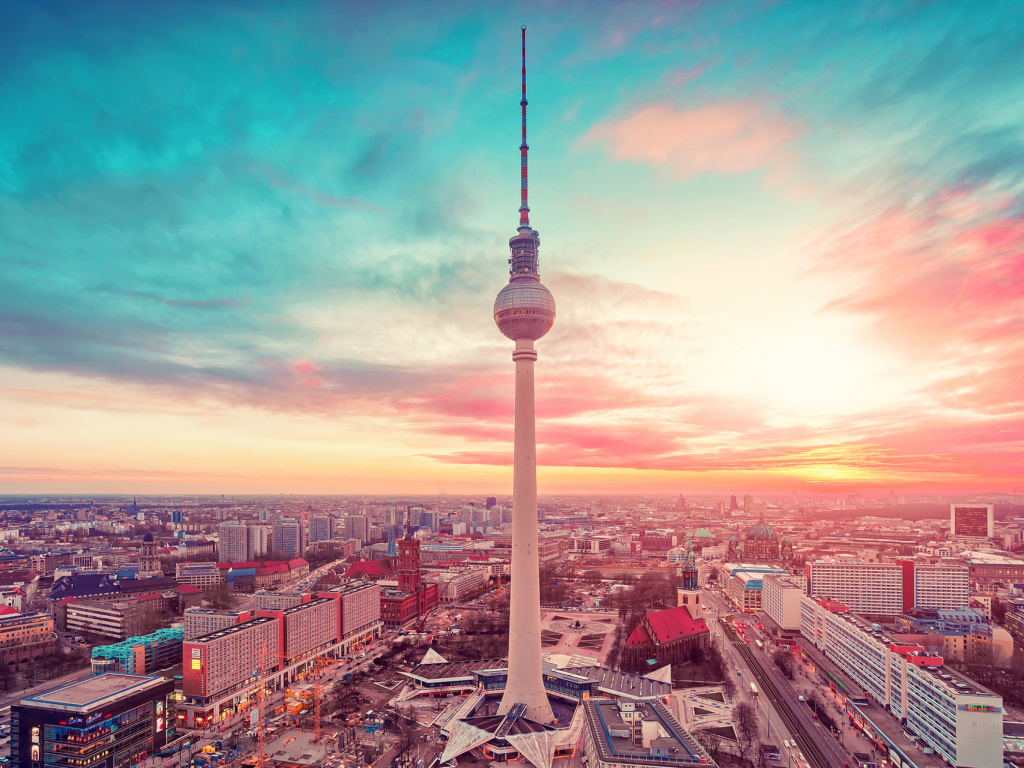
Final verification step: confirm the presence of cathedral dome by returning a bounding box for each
[746,521,777,542]
[143,532,154,542]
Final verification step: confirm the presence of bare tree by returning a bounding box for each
[203,583,238,610]
[772,649,794,679]
[733,701,760,761]
[694,728,724,761]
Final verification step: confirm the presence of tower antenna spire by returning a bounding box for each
[519,25,530,230]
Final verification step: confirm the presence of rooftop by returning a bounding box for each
[190,615,276,644]
[567,666,671,700]
[404,658,507,682]
[584,699,712,767]
[20,673,167,713]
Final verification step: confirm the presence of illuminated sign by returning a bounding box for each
[191,659,202,670]
[31,727,40,743]
[192,649,201,658]
[156,702,164,716]
[156,717,164,733]
[958,704,1001,713]
[31,745,40,761]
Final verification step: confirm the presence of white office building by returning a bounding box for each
[761,574,804,631]
[800,596,1003,767]
[805,562,903,615]
[913,564,969,610]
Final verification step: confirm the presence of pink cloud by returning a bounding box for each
[665,62,707,88]
[582,100,799,181]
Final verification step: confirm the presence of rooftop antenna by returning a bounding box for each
[519,25,529,231]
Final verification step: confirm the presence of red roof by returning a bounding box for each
[288,558,308,569]
[343,560,392,578]
[0,606,20,616]
[177,584,200,594]
[641,605,709,645]
[626,624,652,646]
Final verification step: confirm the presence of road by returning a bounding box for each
[704,588,853,768]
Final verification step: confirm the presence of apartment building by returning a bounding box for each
[761,573,804,631]
[570,537,614,555]
[428,567,489,602]
[272,518,304,558]
[805,562,903,615]
[800,596,1003,768]
[910,563,969,610]
[218,522,250,563]
[181,616,281,721]
[183,608,254,640]
[0,612,57,671]
[65,598,153,641]
[175,561,224,589]
[254,591,305,611]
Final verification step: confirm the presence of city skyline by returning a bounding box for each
[2,1,1023,495]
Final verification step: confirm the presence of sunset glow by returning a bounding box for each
[1,1,1022,494]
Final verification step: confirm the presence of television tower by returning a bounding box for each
[493,25,556,724]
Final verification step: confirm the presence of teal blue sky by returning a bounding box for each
[2,1,1023,493]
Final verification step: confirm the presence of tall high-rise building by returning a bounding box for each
[729,495,738,511]
[344,515,368,544]
[309,513,334,543]
[248,525,270,558]
[272,518,303,558]
[218,522,250,563]
[491,27,555,724]
[485,496,497,509]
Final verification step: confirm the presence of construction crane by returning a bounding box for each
[256,642,267,768]
[313,669,323,744]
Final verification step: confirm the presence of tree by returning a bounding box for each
[772,649,794,679]
[688,644,706,665]
[992,598,1006,624]
[733,701,760,761]
[203,583,237,610]
[694,728,724,761]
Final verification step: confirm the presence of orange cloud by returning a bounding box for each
[583,100,799,181]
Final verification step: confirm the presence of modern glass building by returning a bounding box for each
[12,673,175,768]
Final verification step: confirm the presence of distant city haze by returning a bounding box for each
[1,3,1022,494]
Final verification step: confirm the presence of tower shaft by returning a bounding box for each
[498,338,554,722]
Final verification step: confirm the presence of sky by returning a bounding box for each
[1,0,1022,496]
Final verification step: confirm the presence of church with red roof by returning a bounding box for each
[622,600,710,671]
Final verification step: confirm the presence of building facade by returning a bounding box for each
[272,518,304,558]
[0,613,58,672]
[174,562,224,590]
[761,574,804,631]
[800,596,1003,767]
[13,673,176,768]
[217,523,250,564]
[951,504,994,539]
[805,562,903,615]
[183,608,254,640]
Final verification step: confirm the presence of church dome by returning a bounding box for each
[694,528,712,539]
[728,535,739,545]
[746,521,778,542]
[143,532,154,542]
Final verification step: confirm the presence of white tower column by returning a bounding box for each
[498,338,554,722]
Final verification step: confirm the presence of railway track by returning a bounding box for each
[723,624,842,768]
